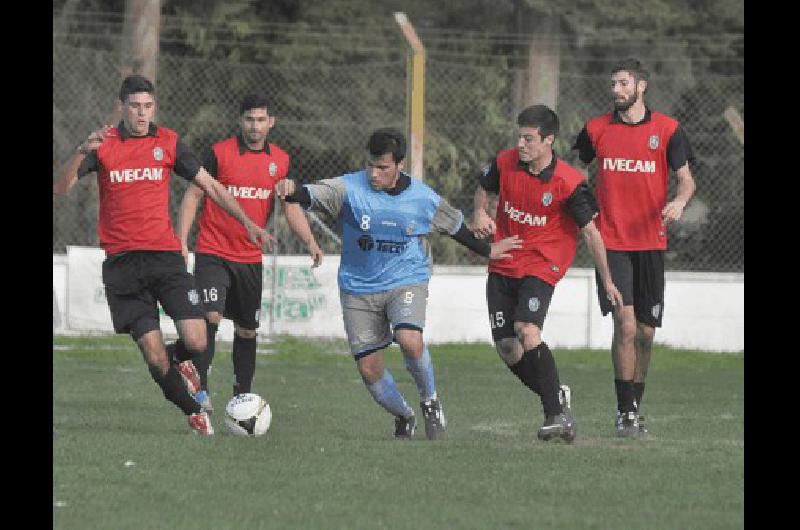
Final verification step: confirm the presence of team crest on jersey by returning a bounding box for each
[652,303,661,319]
[648,135,659,150]
[542,192,553,206]
[482,165,491,177]
[528,297,540,313]
[153,147,164,161]
[254,310,260,322]
[188,289,199,305]
[406,222,416,235]
[268,162,277,177]
[551,265,559,273]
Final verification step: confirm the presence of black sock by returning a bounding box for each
[633,382,645,410]
[615,379,636,413]
[525,342,562,417]
[232,335,257,395]
[195,321,218,391]
[149,364,201,415]
[508,353,540,395]
[166,339,193,363]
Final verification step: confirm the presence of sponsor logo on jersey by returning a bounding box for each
[357,235,374,251]
[109,167,164,183]
[542,192,553,206]
[227,185,272,200]
[376,240,408,253]
[268,162,278,176]
[503,201,547,227]
[528,297,540,313]
[648,135,659,150]
[602,158,656,173]
[153,147,164,161]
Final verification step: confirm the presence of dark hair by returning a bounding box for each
[611,58,650,87]
[240,94,270,115]
[516,105,559,139]
[367,128,406,163]
[118,74,155,102]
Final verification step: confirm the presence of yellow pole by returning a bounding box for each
[394,12,425,181]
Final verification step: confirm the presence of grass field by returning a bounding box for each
[53,335,743,529]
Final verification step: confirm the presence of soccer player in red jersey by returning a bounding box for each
[472,105,623,443]
[572,58,696,437]
[176,94,323,411]
[53,75,273,435]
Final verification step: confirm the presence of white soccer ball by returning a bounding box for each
[224,393,272,436]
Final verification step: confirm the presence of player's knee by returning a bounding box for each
[129,317,160,342]
[234,327,257,339]
[496,342,520,365]
[514,323,541,350]
[183,333,207,355]
[635,325,655,349]
[357,358,383,385]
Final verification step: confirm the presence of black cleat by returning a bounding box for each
[537,412,576,443]
[394,414,416,439]
[638,414,649,435]
[616,411,640,438]
[420,398,447,440]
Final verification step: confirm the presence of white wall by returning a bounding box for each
[53,249,744,352]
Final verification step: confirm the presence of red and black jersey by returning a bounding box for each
[573,109,695,251]
[483,149,590,285]
[195,136,290,264]
[77,122,201,256]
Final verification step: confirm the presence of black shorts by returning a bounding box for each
[596,249,665,327]
[102,251,204,335]
[486,272,554,341]
[193,253,263,329]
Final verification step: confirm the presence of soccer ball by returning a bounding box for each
[224,393,272,436]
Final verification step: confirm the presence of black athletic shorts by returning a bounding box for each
[486,272,555,341]
[101,250,204,335]
[596,249,665,327]
[193,253,263,329]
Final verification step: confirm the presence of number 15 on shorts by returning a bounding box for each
[489,311,505,329]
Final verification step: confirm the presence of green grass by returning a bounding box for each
[53,335,743,530]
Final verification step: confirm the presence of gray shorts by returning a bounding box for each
[340,283,429,359]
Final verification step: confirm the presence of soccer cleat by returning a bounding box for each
[177,360,202,399]
[188,411,214,435]
[638,414,649,435]
[420,398,447,440]
[394,414,417,439]
[616,411,640,438]
[537,412,576,442]
[194,389,214,414]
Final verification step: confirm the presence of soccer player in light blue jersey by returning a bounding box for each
[276,128,520,439]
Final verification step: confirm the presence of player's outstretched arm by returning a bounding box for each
[193,167,276,251]
[581,221,623,309]
[177,182,205,263]
[282,200,323,267]
[53,125,110,196]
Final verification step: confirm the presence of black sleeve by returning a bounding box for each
[565,182,599,229]
[284,185,311,208]
[174,141,202,181]
[572,126,596,164]
[478,158,500,193]
[201,147,218,179]
[449,221,491,257]
[666,125,696,171]
[76,151,99,178]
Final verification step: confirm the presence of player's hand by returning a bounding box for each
[489,234,522,260]
[78,125,111,154]
[180,243,190,266]
[308,241,323,268]
[603,280,624,311]
[471,210,496,239]
[274,179,296,200]
[662,199,687,225]
[246,224,276,252]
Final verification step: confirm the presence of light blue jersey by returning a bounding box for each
[305,170,463,294]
